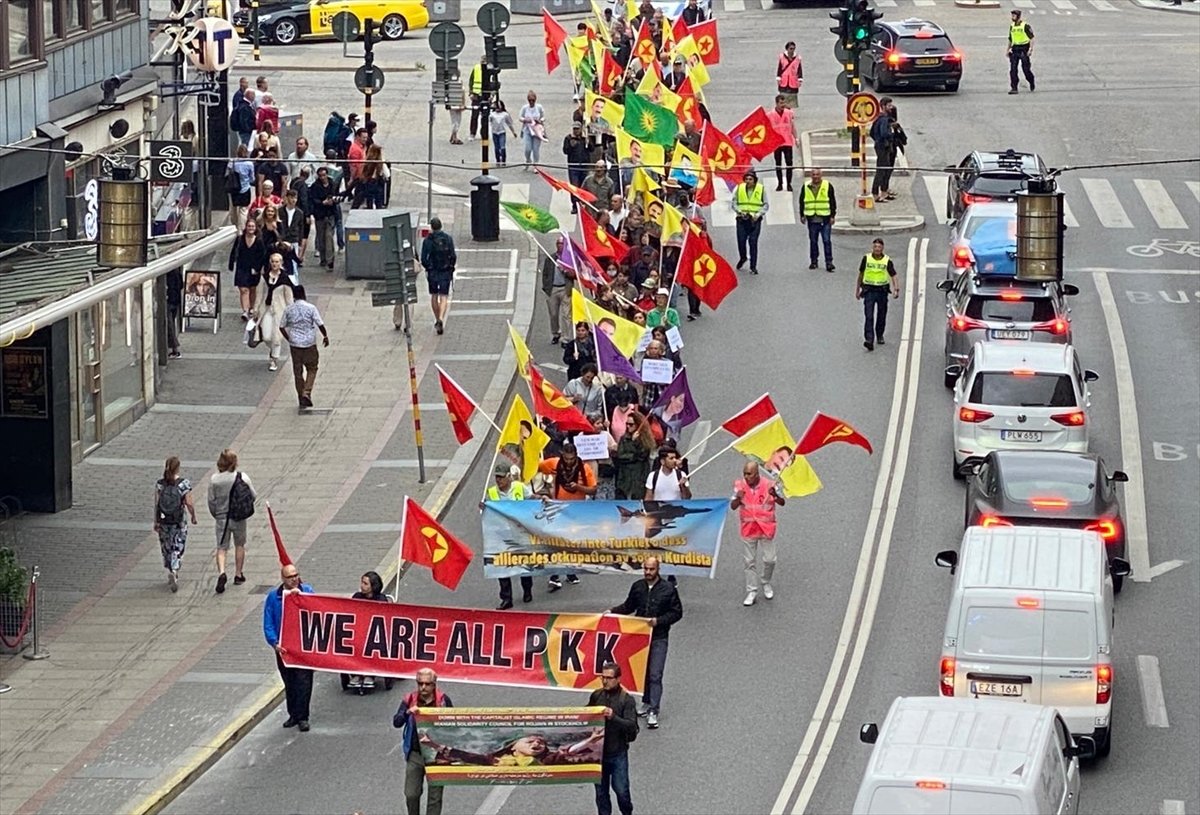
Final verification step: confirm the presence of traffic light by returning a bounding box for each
[829,6,848,42]
[848,0,882,48]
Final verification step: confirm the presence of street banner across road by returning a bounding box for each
[481,499,728,578]
[417,707,607,785]
[279,594,653,692]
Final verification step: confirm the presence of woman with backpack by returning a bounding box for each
[155,456,197,593]
[207,449,257,594]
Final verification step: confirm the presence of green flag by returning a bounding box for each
[500,200,559,233]
[622,92,679,148]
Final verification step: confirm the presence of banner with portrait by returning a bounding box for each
[184,270,220,319]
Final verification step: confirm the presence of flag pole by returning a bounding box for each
[689,412,778,476]
[394,497,410,597]
[434,363,504,435]
[683,392,769,459]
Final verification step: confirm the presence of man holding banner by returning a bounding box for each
[483,464,533,610]
[394,668,453,815]
[608,556,683,730]
[262,564,315,732]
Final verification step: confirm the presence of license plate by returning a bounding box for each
[971,681,1023,697]
[990,329,1031,340]
[916,58,940,66]
[1002,430,1042,442]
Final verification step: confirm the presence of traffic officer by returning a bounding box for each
[776,41,802,109]
[800,167,837,272]
[733,169,768,275]
[481,464,532,610]
[1007,10,1035,95]
[468,55,486,139]
[854,238,900,351]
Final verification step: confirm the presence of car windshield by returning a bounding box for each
[898,34,954,54]
[962,607,1095,659]
[1002,475,1095,504]
[971,174,1028,196]
[966,296,1057,323]
[969,373,1077,407]
[962,214,1016,241]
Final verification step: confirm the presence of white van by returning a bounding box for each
[852,696,1090,815]
[935,527,1129,758]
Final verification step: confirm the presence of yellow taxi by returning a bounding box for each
[233,0,429,45]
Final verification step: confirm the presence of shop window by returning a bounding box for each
[64,0,83,31]
[99,287,143,421]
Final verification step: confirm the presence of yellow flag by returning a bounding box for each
[507,321,533,382]
[589,0,612,44]
[571,288,643,359]
[497,395,550,483]
[625,0,638,19]
[731,416,824,498]
[635,70,682,117]
[673,36,711,87]
[567,34,590,73]
[616,125,666,176]
[629,166,661,209]
[585,89,624,131]
[660,200,687,246]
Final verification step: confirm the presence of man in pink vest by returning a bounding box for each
[776,41,803,109]
[730,460,786,606]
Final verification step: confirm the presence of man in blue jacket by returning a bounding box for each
[263,563,315,731]
[394,668,453,815]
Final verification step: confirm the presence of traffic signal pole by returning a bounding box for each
[363,19,376,129]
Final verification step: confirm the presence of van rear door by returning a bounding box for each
[956,596,1045,704]
[1036,599,1098,719]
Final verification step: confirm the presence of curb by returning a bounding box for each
[834,216,926,235]
[953,0,1001,7]
[1133,0,1200,12]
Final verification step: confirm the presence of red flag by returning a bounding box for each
[266,503,294,567]
[693,155,716,206]
[401,497,473,590]
[528,364,595,432]
[722,394,778,437]
[700,121,749,185]
[730,106,785,162]
[599,49,623,96]
[670,15,689,48]
[633,20,657,66]
[677,228,737,310]
[675,81,703,130]
[579,208,630,260]
[796,412,874,456]
[436,364,477,445]
[688,19,720,65]
[536,167,597,203]
[543,9,569,74]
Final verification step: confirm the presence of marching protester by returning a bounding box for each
[730,459,785,606]
[564,363,608,429]
[767,94,798,193]
[207,448,256,594]
[542,236,574,344]
[733,169,767,275]
[263,563,315,731]
[154,456,197,593]
[610,411,654,500]
[777,41,803,107]
[537,442,595,592]
[608,556,683,730]
[645,444,691,502]
[855,238,901,352]
[590,662,640,815]
[394,668,453,815]
[563,321,597,381]
[347,571,389,690]
[481,465,533,609]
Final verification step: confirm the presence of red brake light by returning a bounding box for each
[1016,596,1040,609]
[886,51,903,67]
[961,193,991,206]
[1096,664,1112,704]
[945,51,963,61]
[1033,318,1070,335]
[999,290,1023,301]
[1051,411,1086,427]
[1030,497,1069,509]
[916,780,947,790]
[1084,518,1121,542]
[1011,368,1036,377]
[940,657,956,696]
[979,514,1013,528]
[950,315,987,332]
[914,29,934,38]
[953,246,974,268]
[958,407,994,423]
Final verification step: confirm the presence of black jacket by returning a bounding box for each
[611,577,683,641]
[563,134,593,169]
[310,178,338,220]
[166,268,184,308]
[681,5,706,25]
[587,686,639,756]
[280,206,311,245]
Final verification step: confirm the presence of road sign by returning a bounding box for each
[428,21,465,60]
[331,11,360,43]
[847,92,880,125]
[476,1,510,36]
[355,64,385,94]
[836,70,854,98]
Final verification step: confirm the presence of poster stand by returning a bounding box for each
[183,270,221,334]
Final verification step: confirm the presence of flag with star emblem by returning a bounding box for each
[401,497,473,590]
[731,417,823,499]
[688,19,721,65]
[701,120,750,185]
[436,364,478,445]
[632,20,657,67]
[579,207,631,260]
[500,200,559,233]
[528,364,595,432]
[622,91,679,148]
[542,9,569,74]
[598,49,624,96]
[796,412,874,456]
[729,106,785,162]
[677,227,737,310]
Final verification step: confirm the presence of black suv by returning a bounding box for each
[945,149,1048,222]
[858,19,963,94]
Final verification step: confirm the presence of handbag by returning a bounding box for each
[245,318,262,348]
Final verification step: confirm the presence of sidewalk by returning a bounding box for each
[0,179,538,815]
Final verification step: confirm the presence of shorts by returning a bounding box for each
[427,276,452,296]
[215,517,248,549]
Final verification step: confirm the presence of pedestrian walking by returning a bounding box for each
[489,100,517,165]
[730,459,785,606]
[280,189,311,266]
[394,668,452,815]
[165,267,183,359]
[562,321,597,381]
[254,252,295,372]
[681,0,706,25]
[229,91,256,148]
[589,662,640,815]
[645,445,691,502]
[263,563,315,731]
[228,146,256,233]
[207,449,256,594]
[733,169,767,274]
[542,235,574,344]
[311,166,339,271]
[766,95,797,192]
[481,465,533,610]
[154,456,197,593]
[449,83,467,145]
[869,98,897,202]
[611,411,654,500]
[519,91,547,170]
[607,556,682,729]
[646,287,679,329]
[800,167,837,272]
[469,55,486,140]
[855,238,900,351]
[421,217,457,335]
[776,41,802,108]
[1007,10,1035,94]
[228,219,267,321]
[565,363,607,428]
[279,285,329,409]
[536,442,595,591]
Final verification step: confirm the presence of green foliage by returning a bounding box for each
[0,548,28,604]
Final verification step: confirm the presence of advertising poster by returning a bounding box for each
[0,348,48,418]
[184,270,219,319]
[417,707,606,786]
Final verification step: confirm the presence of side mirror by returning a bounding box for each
[1110,470,1129,483]
[935,279,955,292]
[860,723,879,745]
[947,218,958,228]
[1069,735,1097,760]
[1084,370,1099,383]
[935,550,958,572]
[1110,557,1132,578]
[958,462,981,478]
[1060,283,1080,296]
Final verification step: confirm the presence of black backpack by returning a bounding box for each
[427,231,455,271]
[224,164,242,195]
[227,472,255,521]
[157,481,185,526]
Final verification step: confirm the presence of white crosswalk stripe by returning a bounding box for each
[710,184,737,228]
[1134,179,1188,230]
[876,0,897,6]
[1051,0,1076,10]
[1090,0,1118,11]
[1062,198,1079,229]
[1080,178,1134,229]
[764,188,796,226]
[922,174,951,225]
[709,183,796,227]
[1187,181,1200,203]
[723,0,744,9]
[913,0,935,6]
[1012,0,1035,8]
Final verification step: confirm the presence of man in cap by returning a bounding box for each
[732,169,768,274]
[664,55,688,92]
[646,288,679,329]
[481,464,532,609]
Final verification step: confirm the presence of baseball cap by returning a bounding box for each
[494,463,512,477]
[656,287,669,296]
[641,279,657,289]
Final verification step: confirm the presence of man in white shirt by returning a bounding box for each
[608,194,629,234]
[644,445,691,502]
[287,137,319,186]
[279,286,329,409]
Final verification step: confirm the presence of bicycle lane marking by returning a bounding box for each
[1125,239,1200,260]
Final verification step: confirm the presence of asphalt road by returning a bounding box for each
[167,4,1199,814]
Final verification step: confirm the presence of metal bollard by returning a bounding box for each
[22,566,48,661]
[0,682,12,694]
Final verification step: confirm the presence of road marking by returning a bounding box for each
[765,188,797,226]
[1051,0,1077,9]
[1090,0,1117,9]
[413,179,465,196]
[913,0,934,6]
[1137,655,1170,728]
[922,175,950,225]
[498,182,529,231]
[150,403,257,414]
[1187,182,1200,203]
[687,420,713,462]
[475,787,514,815]
[1072,267,1200,275]
[710,183,736,228]
[1062,198,1080,229]
[1012,0,1035,8]
[876,0,896,6]
[1148,559,1186,579]
[772,238,927,815]
[1092,272,1151,582]
[724,0,745,10]
[1134,179,1188,230]
[1081,178,1134,229]
[1162,801,1186,815]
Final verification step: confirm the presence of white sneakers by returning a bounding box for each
[743,591,757,606]
[268,359,278,371]
[763,583,775,600]
[744,585,775,606]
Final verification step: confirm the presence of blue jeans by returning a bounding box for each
[493,131,508,163]
[523,131,541,165]
[735,217,762,269]
[806,219,833,266]
[595,751,633,815]
[644,637,669,713]
[862,286,890,343]
[333,204,345,250]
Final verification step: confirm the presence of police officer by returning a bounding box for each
[468,55,486,139]
[1007,10,1035,95]
[855,238,900,351]
[481,464,532,610]
[733,169,768,275]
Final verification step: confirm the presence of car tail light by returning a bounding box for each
[886,51,903,67]
[1096,664,1112,704]
[1052,411,1086,427]
[1030,497,1069,509]
[940,657,955,696]
[950,315,987,332]
[980,514,1013,528]
[958,407,993,423]
[1085,518,1121,543]
[999,290,1023,301]
[945,51,963,61]
[1033,318,1070,335]
[1011,368,1036,377]
[1016,596,1040,608]
[916,780,947,790]
[953,246,974,268]
[962,193,991,206]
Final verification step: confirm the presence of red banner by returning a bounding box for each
[279,594,653,693]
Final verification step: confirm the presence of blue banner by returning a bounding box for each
[482,499,728,579]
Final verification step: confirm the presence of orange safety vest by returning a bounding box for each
[735,477,778,539]
[777,54,801,92]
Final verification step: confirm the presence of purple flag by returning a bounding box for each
[595,321,641,383]
[651,367,700,435]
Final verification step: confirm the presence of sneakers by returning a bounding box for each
[435,320,444,335]
[168,350,182,359]
[743,591,757,607]
[299,395,313,408]
[1008,88,1019,95]
[348,675,362,688]
[750,268,759,275]
[736,258,747,270]
[551,334,561,345]
[566,574,580,585]
[809,262,818,270]
[647,711,659,729]
[826,264,836,273]
[763,582,775,600]
[234,573,246,585]
[547,577,563,593]
[877,336,886,345]
[637,704,650,718]
[169,570,178,593]
[268,359,278,371]
[216,573,227,594]
[362,676,375,689]
[497,599,514,610]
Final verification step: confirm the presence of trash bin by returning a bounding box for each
[426,0,460,21]
[470,175,500,243]
[345,208,404,279]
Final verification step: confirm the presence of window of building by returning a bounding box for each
[99,287,143,421]
[63,0,84,32]
[3,0,37,67]
[41,0,60,39]
[89,0,109,24]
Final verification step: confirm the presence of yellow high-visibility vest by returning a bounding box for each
[735,182,765,215]
[486,481,525,500]
[1009,22,1031,46]
[470,63,484,95]
[802,180,831,217]
[862,253,891,286]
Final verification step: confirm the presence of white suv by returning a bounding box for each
[948,342,1096,478]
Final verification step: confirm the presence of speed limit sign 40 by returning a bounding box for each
[847,92,880,125]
